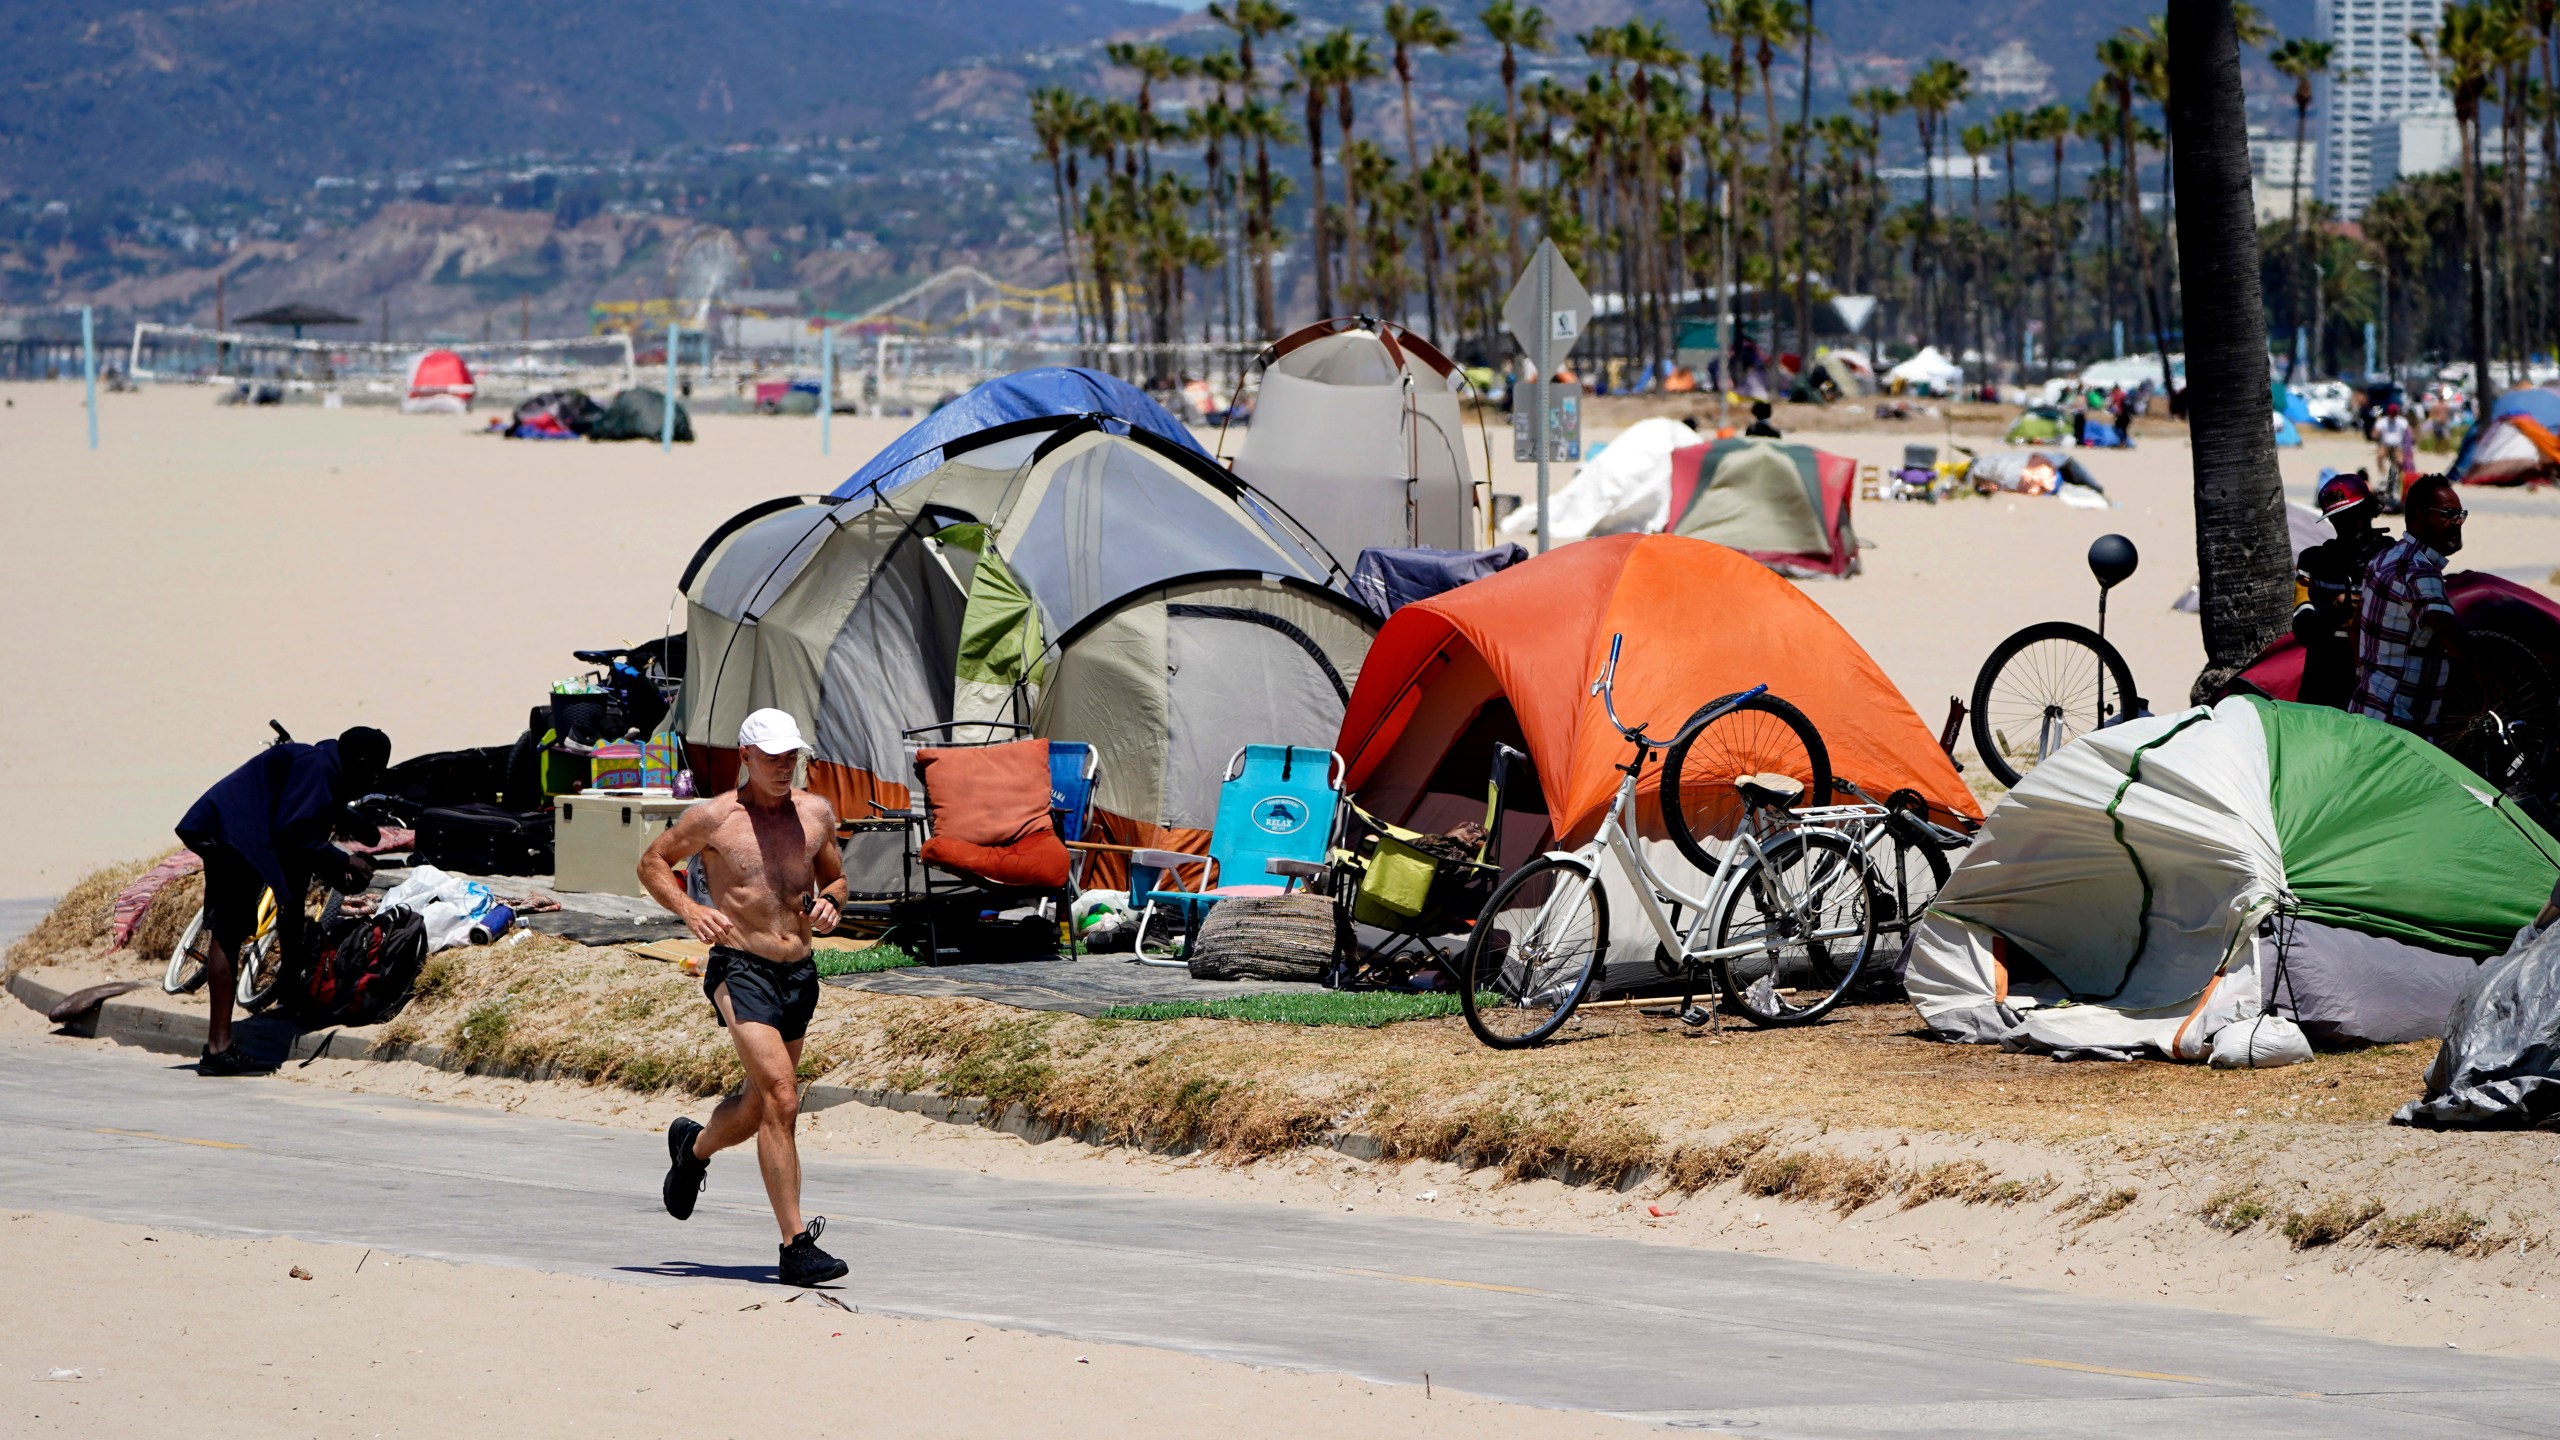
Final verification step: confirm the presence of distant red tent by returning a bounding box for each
[406,349,475,403]
[1661,439,1860,578]
[2229,572,2560,701]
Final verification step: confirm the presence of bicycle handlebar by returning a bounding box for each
[1590,632,1771,751]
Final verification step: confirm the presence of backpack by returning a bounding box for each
[292,905,430,1028]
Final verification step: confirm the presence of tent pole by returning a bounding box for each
[81,306,98,451]
[663,324,679,453]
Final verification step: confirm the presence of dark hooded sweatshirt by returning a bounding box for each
[176,739,355,911]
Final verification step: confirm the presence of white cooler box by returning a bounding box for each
[554,792,694,896]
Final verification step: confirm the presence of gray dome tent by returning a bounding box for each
[1031,573,1378,870]
[677,416,1342,831]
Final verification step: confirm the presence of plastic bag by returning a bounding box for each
[2209,1014,2313,1069]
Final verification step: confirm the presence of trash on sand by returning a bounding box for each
[288,1266,312,1280]
[814,1292,855,1314]
[1648,1205,1679,1218]
[43,1368,85,1382]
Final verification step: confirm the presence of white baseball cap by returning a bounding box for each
[737,708,808,755]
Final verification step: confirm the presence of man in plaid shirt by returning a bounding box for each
[2350,475,2468,738]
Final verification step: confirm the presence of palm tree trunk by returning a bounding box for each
[1398,71,1442,337]
[1794,1,1816,363]
[1306,94,1334,319]
[2165,0,2291,698]
[2462,104,2494,407]
[2288,94,2310,380]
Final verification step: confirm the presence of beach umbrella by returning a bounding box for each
[235,302,360,340]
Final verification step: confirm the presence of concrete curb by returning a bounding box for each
[3,967,1520,1179]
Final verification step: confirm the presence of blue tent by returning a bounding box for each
[829,367,1207,500]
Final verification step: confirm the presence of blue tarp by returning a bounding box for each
[828,367,1207,500]
[1347,544,1529,619]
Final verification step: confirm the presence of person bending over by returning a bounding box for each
[175,726,389,1075]
[641,708,851,1287]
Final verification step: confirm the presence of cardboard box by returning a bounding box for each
[555,792,695,896]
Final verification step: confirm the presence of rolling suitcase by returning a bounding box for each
[413,803,554,875]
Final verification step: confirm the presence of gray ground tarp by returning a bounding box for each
[2395,918,2560,1128]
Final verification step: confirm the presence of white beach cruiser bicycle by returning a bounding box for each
[1459,635,1881,1048]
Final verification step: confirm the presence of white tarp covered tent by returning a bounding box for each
[1494,416,1701,546]
[1906,697,2560,1062]
[1884,346,1964,395]
[1232,318,1481,561]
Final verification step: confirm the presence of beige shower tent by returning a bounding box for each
[1230,318,1483,561]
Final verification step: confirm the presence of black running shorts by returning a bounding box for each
[702,946,819,1043]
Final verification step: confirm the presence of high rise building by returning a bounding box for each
[2316,0,2449,215]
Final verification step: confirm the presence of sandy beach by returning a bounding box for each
[10,379,2560,899]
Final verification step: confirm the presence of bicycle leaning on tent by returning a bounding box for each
[1457,636,1883,1049]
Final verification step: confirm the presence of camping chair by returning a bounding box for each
[1128,745,1344,966]
[874,723,1092,963]
[1312,744,1518,984]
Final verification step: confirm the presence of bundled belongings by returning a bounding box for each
[2396,897,2560,1127]
[1186,893,1348,982]
[1906,697,2560,1062]
[1231,317,1481,560]
[1968,449,2109,508]
[291,902,431,1028]
[2005,405,2070,445]
[590,387,692,443]
[1496,416,1700,546]
[504,389,604,440]
[1347,544,1527,619]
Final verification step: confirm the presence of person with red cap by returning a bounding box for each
[2291,471,2396,709]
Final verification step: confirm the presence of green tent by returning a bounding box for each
[2005,405,2070,444]
[1908,697,2560,1058]
[591,387,694,443]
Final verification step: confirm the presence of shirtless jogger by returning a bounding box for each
[640,708,851,1287]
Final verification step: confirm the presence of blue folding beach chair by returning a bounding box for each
[1129,745,1343,965]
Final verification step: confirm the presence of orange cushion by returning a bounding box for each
[915,740,1054,848]
[922,830,1071,890]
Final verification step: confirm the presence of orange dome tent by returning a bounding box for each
[1336,534,1975,860]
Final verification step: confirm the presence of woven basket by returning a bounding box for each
[1187,894,1347,982]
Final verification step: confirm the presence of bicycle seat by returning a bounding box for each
[571,648,627,665]
[1736,772,1805,811]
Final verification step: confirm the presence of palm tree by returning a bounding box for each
[1746,0,1808,355]
[1106,42,1197,185]
[1385,3,1464,333]
[1030,87,1091,346]
[2416,2,2501,405]
[2100,31,2172,391]
[2027,102,2072,367]
[1481,0,1554,272]
[1209,0,1297,337]
[2268,37,2334,377]
[1622,21,1688,368]
[1991,110,2027,361]
[1849,85,1901,302]
[2166,0,2291,697]
[1286,37,1342,318]
[1961,120,1993,364]
[1329,32,1387,310]
[1907,58,1971,345]
[1197,52,1247,345]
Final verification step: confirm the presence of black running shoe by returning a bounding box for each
[663,1117,709,1220]
[197,1045,277,1077]
[779,1217,849,1287]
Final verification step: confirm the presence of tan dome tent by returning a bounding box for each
[1033,573,1378,873]
[677,417,1341,847]
[1229,318,1484,561]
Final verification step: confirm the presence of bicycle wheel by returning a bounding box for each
[1663,692,1833,876]
[164,906,213,994]
[1711,830,1877,1027]
[1970,621,2140,788]
[2441,627,2560,795]
[1460,856,1609,1049]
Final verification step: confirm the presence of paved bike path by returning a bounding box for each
[3,1034,2554,1437]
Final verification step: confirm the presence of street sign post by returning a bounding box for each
[1504,240,1591,553]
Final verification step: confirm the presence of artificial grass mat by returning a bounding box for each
[815,944,918,978]
[1097,991,1487,1027]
